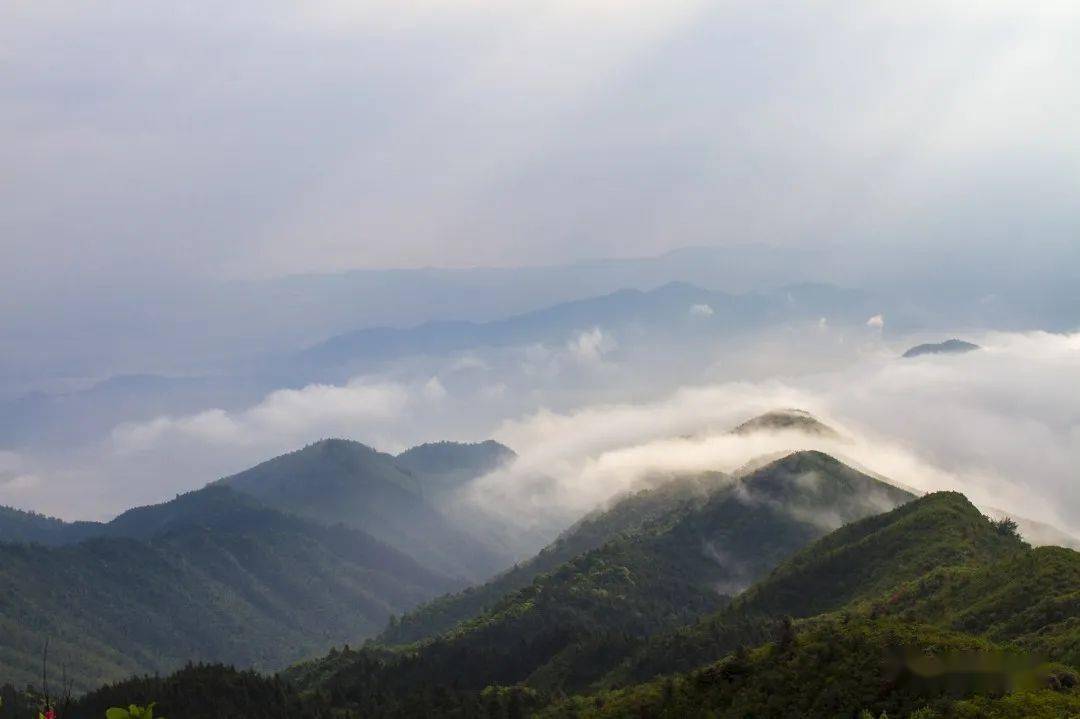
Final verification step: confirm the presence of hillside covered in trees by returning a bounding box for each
[289,488,1080,718]
[0,438,515,692]
[0,486,457,692]
[3,420,1078,718]
[25,473,1075,719]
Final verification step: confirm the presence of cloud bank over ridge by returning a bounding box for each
[3,328,1077,554]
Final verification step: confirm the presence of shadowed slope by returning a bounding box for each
[218,438,508,580]
[0,486,456,693]
[293,452,914,701]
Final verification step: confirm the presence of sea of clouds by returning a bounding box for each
[3,326,1077,557]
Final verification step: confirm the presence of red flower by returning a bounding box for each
[44,710,56,719]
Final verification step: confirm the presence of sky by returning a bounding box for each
[3,1,1080,300]
[2,2,1080,545]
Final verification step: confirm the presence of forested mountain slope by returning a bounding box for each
[0,486,455,693]
[867,543,1080,667]
[379,471,731,645]
[0,504,102,546]
[217,438,511,580]
[551,500,1080,718]
[40,481,1079,719]
[544,616,1080,719]
[609,491,1025,685]
[288,451,915,706]
[382,450,912,646]
[394,439,516,501]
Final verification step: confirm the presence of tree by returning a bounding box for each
[776,616,796,653]
[993,517,1019,537]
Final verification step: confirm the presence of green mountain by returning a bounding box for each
[729,408,841,438]
[380,432,903,646]
[903,338,981,358]
[394,439,516,501]
[44,464,1080,719]
[306,487,1073,719]
[0,504,102,546]
[379,471,730,645]
[609,491,1024,685]
[64,664,326,719]
[0,486,456,693]
[288,451,914,707]
[217,438,511,581]
[866,543,1080,667]
[1,437,516,582]
[544,616,1080,719]
[548,494,1080,719]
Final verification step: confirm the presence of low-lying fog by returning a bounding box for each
[4,320,1078,553]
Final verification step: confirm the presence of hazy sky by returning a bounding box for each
[3,3,1080,539]
[3,1,1079,298]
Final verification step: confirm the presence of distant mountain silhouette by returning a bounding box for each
[293,282,874,380]
[902,338,980,358]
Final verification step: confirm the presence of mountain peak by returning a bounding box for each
[737,449,915,523]
[902,338,980,358]
[730,409,841,438]
[395,439,515,478]
[303,436,380,455]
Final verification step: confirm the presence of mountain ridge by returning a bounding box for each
[216,437,512,581]
[902,338,981,358]
[0,484,457,693]
[294,450,916,703]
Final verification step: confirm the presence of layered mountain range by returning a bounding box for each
[2,410,1078,719]
[0,439,514,691]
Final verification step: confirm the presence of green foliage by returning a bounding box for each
[731,491,1024,619]
[993,516,1019,537]
[540,617,1080,719]
[0,486,455,692]
[10,450,1078,719]
[860,544,1080,667]
[289,451,916,710]
[297,481,1054,719]
[379,470,730,645]
[0,504,102,546]
[0,436,529,693]
[74,664,333,719]
[941,687,1080,718]
[604,491,1027,686]
[105,703,159,719]
[383,451,912,647]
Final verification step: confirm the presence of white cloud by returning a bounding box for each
[111,379,410,454]
[6,325,1080,551]
[689,303,714,317]
[455,329,1080,554]
[0,451,43,503]
[481,382,508,400]
[866,314,885,328]
[423,376,448,401]
[566,327,615,365]
[449,353,490,372]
